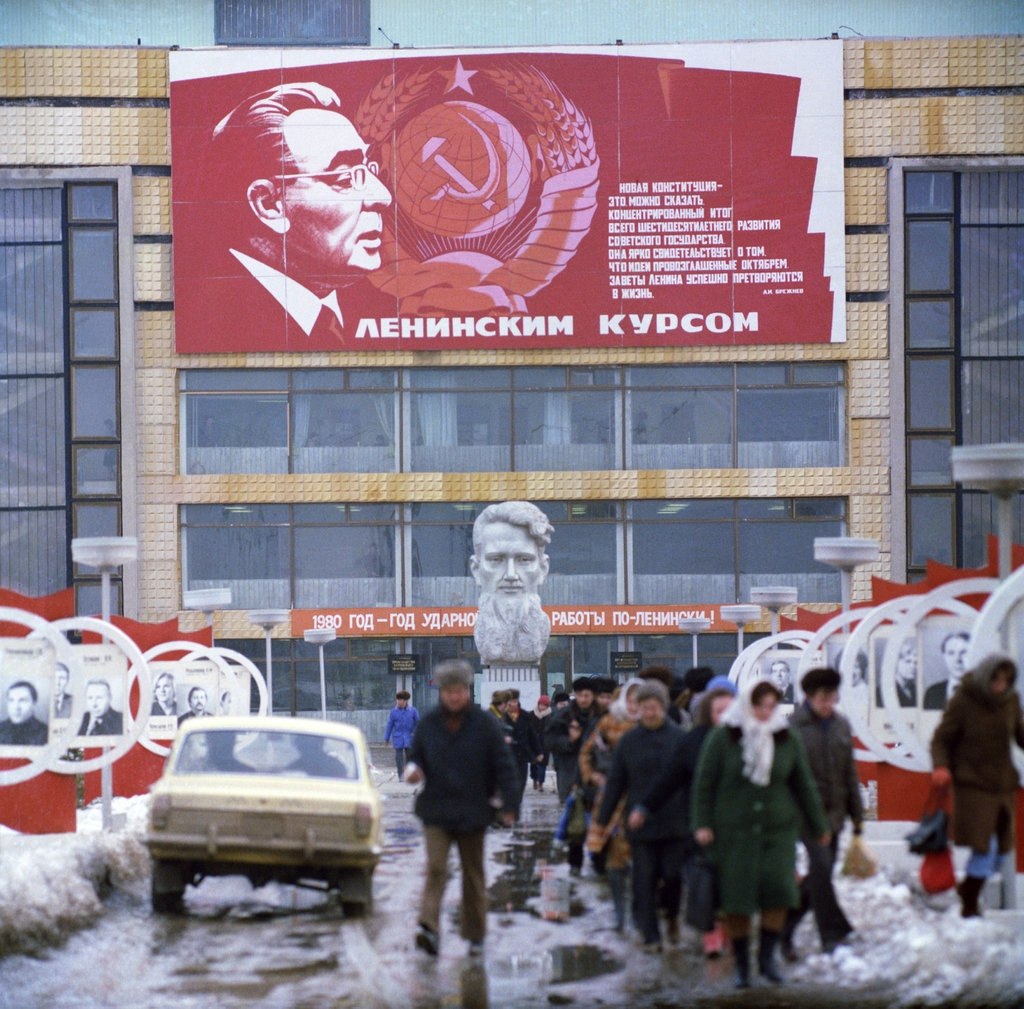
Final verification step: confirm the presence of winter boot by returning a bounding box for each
[607,868,627,931]
[758,929,785,983]
[731,936,751,989]
[958,876,984,918]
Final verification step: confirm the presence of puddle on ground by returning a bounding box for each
[489,827,591,917]
[547,943,622,983]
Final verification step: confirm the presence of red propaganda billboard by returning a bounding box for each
[169,43,845,354]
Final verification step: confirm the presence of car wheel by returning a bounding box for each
[151,859,188,913]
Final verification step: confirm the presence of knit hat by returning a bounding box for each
[538,694,551,706]
[705,675,738,696]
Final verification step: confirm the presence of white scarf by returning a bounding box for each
[721,680,790,786]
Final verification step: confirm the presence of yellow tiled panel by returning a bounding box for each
[848,360,890,419]
[138,424,178,478]
[133,177,172,235]
[136,50,169,99]
[846,234,888,293]
[890,39,950,90]
[4,105,168,165]
[0,50,27,97]
[862,41,893,90]
[845,167,887,227]
[843,39,865,90]
[851,495,892,548]
[134,310,176,365]
[845,101,892,158]
[850,418,889,469]
[134,244,174,302]
[136,366,177,423]
[844,302,888,360]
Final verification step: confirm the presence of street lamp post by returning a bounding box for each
[677,617,711,668]
[719,603,762,654]
[247,610,290,715]
[814,537,880,613]
[71,535,138,832]
[749,586,798,636]
[183,586,231,642]
[304,628,337,720]
[951,443,1024,910]
[951,444,1024,580]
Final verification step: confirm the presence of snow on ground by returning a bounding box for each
[1,783,1022,1007]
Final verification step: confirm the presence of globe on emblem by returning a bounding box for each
[396,101,532,239]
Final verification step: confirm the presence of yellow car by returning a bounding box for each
[145,716,382,914]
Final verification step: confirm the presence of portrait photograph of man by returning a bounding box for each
[52,661,73,721]
[76,677,125,739]
[0,679,50,747]
[759,652,795,704]
[920,621,971,711]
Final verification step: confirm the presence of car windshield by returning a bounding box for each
[174,729,359,780]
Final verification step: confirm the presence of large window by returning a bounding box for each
[182,503,397,610]
[903,168,1024,577]
[629,498,845,604]
[0,181,123,609]
[185,497,841,610]
[627,363,844,469]
[181,364,843,475]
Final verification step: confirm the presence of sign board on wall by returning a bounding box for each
[294,604,736,638]
[170,42,844,353]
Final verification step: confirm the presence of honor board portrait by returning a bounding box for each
[73,645,129,743]
[170,43,844,355]
[0,640,55,751]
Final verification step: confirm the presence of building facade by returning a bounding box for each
[1,6,1022,723]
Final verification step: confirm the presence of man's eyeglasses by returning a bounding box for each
[275,161,381,193]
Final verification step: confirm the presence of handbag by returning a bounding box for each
[684,854,719,933]
[906,785,951,855]
[920,847,956,894]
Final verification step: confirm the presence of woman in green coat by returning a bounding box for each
[692,679,830,988]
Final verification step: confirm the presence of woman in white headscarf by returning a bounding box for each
[692,679,830,988]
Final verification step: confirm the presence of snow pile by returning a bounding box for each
[0,796,149,958]
[788,869,1024,1006]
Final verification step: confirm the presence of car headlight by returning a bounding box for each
[354,803,373,838]
[151,794,172,829]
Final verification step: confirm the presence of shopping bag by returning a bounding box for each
[841,835,879,878]
[566,786,589,842]
[684,854,719,933]
[906,808,949,855]
[919,847,956,894]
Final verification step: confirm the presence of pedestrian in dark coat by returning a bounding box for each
[505,688,542,798]
[545,677,599,874]
[525,694,552,791]
[406,660,520,958]
[782,667,863,959]
[692,679,830,988]
[593,679,686,950]
[631,685,737,956]
[930,653,1024,917]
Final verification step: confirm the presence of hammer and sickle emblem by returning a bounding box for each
[420,113,502,210]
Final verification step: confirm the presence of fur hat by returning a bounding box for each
[433,659,474,691]
[491,689,511,706]
[552,690,570,705]
[635,679,669,708]
[800,666,841,695]
[572,676,596,693]
[637,665,674,689]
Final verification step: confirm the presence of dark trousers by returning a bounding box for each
[785,833,852,947]
[393,746,409,777]
[631,837,686,944]
[529,760,547,786]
